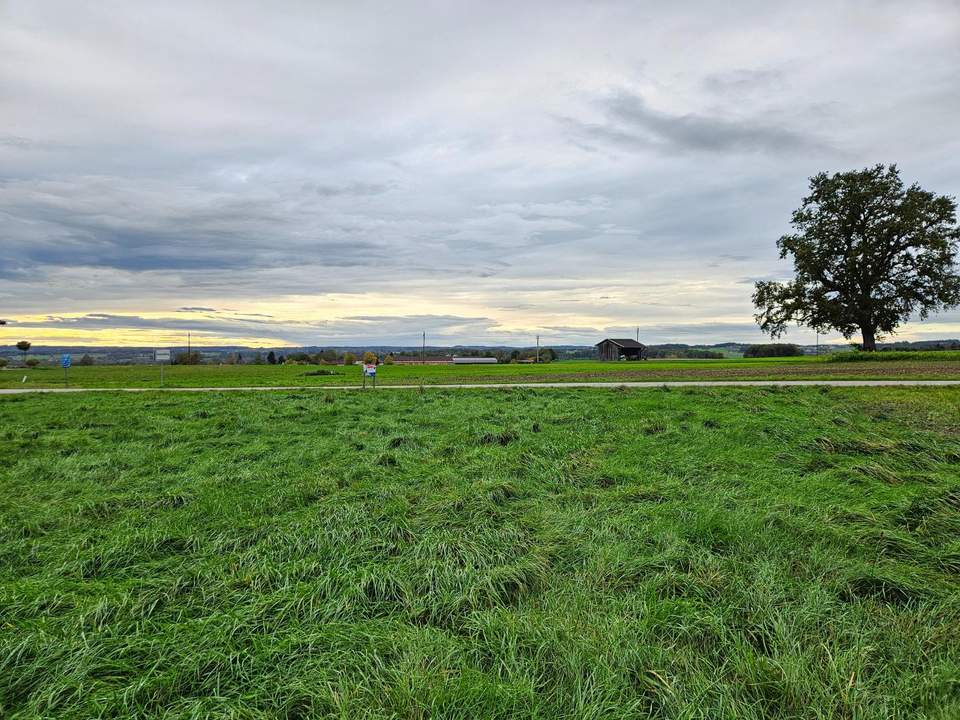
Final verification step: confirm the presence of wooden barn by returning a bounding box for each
[595,338,647,361]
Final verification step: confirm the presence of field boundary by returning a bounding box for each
[3,379,960,394]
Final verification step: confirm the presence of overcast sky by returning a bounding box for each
[2,0,959,347]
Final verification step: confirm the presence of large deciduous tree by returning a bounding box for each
[753,165,960,350]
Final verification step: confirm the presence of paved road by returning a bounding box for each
[2,380,960,394]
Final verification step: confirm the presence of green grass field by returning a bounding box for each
[2,387,959,718]
[3,353,960,389]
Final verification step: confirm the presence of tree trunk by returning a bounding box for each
[860,325,877,351]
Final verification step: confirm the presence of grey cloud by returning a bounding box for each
[0,135,66,150]
[707,254,752,267]
[604,322,771,341]
[307,182,394,197]
[565,90,831,156]
[1,179,389,274]
[701,68,786,94]
[542,325,602,334]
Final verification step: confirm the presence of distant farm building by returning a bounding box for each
[595,338,647,361]
[452,356,497,364]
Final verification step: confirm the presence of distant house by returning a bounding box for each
[595,338,647,361]
[452,357,497,364]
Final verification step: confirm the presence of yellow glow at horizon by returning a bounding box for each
[2,301,957,348]
[0,293,619,346]
[0,325,284,348]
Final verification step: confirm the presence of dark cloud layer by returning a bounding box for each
[584,90,830,155]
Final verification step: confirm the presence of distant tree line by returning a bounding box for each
[877,340,960,351]
[645,348,724,359]
[284,350,356,364]
[165,349,373,365]
[743,343,804,358]
[378,348,559,364]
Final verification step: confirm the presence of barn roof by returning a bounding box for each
[596,338,646,349]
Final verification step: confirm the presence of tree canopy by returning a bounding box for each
[753,165,960,350]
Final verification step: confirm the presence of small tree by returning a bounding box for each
[175,351,202,365]
[0,358,8,368]
[267,351,277,365]
[77,354,95,366]
[16,340,31,365]
[754,165,960,350]
[362,351,378,365]
[342,352,357,365]
[25,358,40,368]
[277,354,285,364]
[383,353,395,365]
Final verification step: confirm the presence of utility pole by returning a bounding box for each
[421,331,425,364]
[187,331,191,360]
[536,334,540,363]
[636,326,639,343]
[816,328,820,357]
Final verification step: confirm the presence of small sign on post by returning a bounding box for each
[155,349,171,387]
[362,363,377,389]
[61,353,71,386]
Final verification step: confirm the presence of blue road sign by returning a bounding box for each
[61,354,72,369]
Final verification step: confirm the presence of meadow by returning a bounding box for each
[2,353,960,389]
[2,386,959,718]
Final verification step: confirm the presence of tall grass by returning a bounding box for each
[829,350,960,363]
[1,387,959,718]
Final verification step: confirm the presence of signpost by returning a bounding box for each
[362,363,377,389]
[61,353,71,386]
[155,348,171,387]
